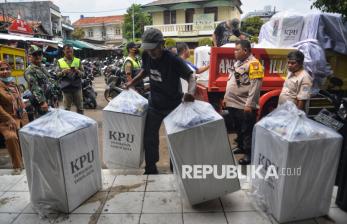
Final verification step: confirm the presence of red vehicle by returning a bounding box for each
[195,46,296,118]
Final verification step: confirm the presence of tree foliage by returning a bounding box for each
[241,17,264,38]
[311,0,347,18]
[198,37,213,46]
[123,4,152,41]
[165,38,176,48]
[71,27,85,40]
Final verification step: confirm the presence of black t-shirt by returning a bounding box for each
[142,50,193,111]
[214,21,241,47]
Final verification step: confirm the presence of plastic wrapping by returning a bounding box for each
[251,101,342,223]
[107,89,148,116]
[259,12,347,55]
[19,109,102,216]
[102,90,148,168]
[258,11,305,47]
[301,13,347,55]
[164,100,240,205]
[292,39,332,94]
[169,101,215,128]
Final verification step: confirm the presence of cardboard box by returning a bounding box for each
[252,106,342,223]
[164,101,240,205]
[19,109,102,214]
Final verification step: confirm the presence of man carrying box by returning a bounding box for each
[125,28,197,174]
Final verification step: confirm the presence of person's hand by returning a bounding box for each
[244,106,252,113]
[183,93,195,102]
[62,69,70,76]
[123,81,133,90]
[7,118,17,131]
[40,102,49,112]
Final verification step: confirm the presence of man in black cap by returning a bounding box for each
[125,28,196,174]
[213,18,243,47]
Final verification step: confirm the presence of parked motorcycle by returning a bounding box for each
[82,73,97,109]
[313,77,347,211]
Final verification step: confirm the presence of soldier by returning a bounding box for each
[278,50,313,110]
[224,40,264,165]
[24,45,51,116]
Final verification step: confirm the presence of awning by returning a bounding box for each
[143,6,167,13]
[63,39,112,50]
[0,33,58,45]
[204,0,232,8]
[62,24,74,31]
[169,3,200,10]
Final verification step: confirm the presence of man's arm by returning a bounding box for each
[212,33,218,47]
[125,69,145,89]
[124,61,133,82]
[245,79,263,111]
[196,65,210,74]
[24,71,47,104]
[77,62,84,77]
[296,75,313,110]
[297,100,306,110]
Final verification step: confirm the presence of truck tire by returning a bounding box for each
[260,97,279,118]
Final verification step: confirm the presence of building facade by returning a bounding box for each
[73,15,124,47]
[143,0,242,43]
[242,5,277,22]
[0,1,73,40]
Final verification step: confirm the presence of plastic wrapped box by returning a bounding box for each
[103,89,147,168]
[164,101,240,205]
[252,102,342,223]
[19,109,102,215]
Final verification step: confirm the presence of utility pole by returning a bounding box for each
[132,1,135,41]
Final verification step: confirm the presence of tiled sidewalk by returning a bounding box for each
[0,169,347,224]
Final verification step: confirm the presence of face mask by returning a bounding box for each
[0,77,14,83]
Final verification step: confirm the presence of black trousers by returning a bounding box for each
[144,106,171,170]
[227,107,256,157]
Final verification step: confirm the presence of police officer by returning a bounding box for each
[57,44,84,114]
[224,40,264,165]
[278,50,313,110]
[125,28,196,174]
[122,42,141,82]
[24,45,50,116]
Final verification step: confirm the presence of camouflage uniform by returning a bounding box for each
[24,64,50,106]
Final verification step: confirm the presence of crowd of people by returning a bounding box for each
[0,16,313,172]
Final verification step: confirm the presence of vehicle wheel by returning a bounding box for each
[260,97,279,118]
[89,97,97,109]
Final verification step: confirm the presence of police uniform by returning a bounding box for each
[224,54,264,163]
[57,56,84,114]
[278,69,313,106]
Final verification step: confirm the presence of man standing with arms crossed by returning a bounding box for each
[224,40,264,165]
[125,28,196,174]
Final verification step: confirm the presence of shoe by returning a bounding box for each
[232,147,246,154]
[238,155,251,165]
[144,166,159,175]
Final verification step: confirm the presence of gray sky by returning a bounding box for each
[4,0,321,22]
